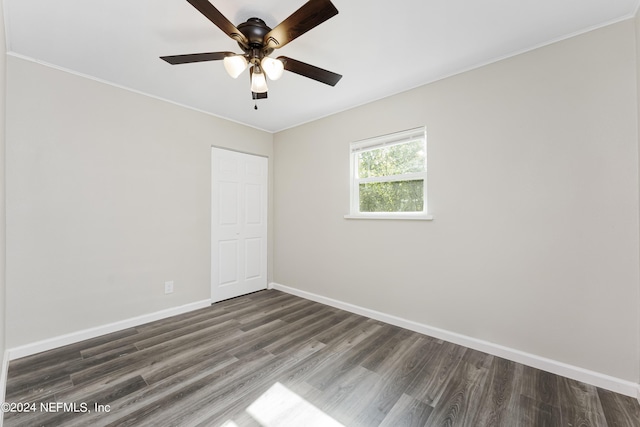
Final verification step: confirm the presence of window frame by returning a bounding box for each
[346,127,433,220]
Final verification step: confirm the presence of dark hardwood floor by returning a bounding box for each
[4,290,640,426]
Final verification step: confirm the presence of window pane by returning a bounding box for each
[359,180,424,212]
[358,140,425,179]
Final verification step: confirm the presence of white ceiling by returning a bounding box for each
[4,0,640,132]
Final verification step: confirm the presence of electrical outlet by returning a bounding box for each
[164,281,174,294]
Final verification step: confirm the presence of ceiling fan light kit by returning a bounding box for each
[250,65,269,93]
[261,57,284,81]
[160,0,342,106]
[223,55,248,78]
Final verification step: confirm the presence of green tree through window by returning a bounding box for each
[359,180,424,212]
[358,140,425,212]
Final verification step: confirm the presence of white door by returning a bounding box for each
[211,147,268,303]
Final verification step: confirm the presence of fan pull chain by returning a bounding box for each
[254,102,258,110]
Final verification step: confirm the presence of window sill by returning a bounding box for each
[344,213,434,221]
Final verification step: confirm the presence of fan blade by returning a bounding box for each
[186,0,249,48]
[264,0,338,49]
[160,51,235,65]
[278,56,342,86]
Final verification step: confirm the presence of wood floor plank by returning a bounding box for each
[379,393,434,427]
[470,356,517,427]
[233,293,304,326]
[8,328,139,378]
[277,298,332,323]
[229,307,332,358]
[69,318,248,386]
[141,348,311,427]
[80,307,235,358]
[260,340,340,389]
[4,289,639,427]
[514,394,562,427]
[424,357,491,426]
[11,376,148,427]
[62,352,240,427]
[6,344,139,402]
[2,392,57,425]
[352,337,437,426]
[311,365,383,426]
[5,373,74,404]
[56,337,238,407]
[598,387,640,427]
[403,340,467,405]
[263,310,350,356]
[238,298,318,331]
[360,328,418,373]
[188,345,332,426]
[132,316,242,351]
[426,347,493,425]
[106,350,276,427]
[557,376,608,427]
[312,312,370,344]
[519,364,559,406]
[305,323,400,392]
[139,340,239,386]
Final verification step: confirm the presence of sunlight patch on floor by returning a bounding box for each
[246,382,344,427]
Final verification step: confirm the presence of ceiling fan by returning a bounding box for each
[160,0,342,105]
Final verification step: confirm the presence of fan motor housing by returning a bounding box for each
[237,18,271,47]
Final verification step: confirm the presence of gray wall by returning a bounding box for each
[0,0,6,362]
[273,20,640,382]
[636,9,640,387]
[5,56,273,348]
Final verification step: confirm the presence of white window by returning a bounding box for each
[346,127,432,220]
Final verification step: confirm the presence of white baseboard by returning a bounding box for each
[0,349,8,427]
[7,299,212,361]
[270,282,640,398]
